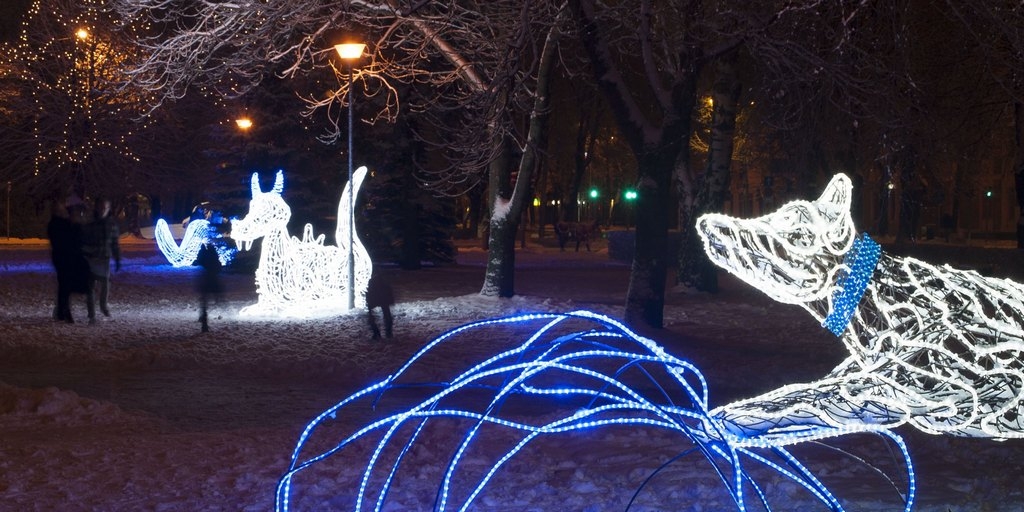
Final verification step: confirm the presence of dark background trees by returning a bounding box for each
[3,0,1024,329]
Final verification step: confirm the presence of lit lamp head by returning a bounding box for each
[334,43,366,61]
[235,118,253,130]
[76,28,89,40]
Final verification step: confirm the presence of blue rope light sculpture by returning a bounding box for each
[276,311,914,511]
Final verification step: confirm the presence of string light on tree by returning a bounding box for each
[4,0,156,198]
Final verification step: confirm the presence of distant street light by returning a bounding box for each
[334,42,365,311]
[624,189,637,230]
[235,117,253,131]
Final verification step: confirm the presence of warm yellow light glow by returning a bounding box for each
[76,28,89,40]
[334,43,366,60]
[235,118,253,130]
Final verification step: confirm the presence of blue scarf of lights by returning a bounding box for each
[822,233,881,336]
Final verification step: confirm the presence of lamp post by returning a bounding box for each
[334,42,365,311]
[72,28,94,200]
[235,116,253,171]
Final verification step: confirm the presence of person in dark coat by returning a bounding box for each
[48,201,95,324]
[365,269,395,340]
[195,240,223,333]
[83,197,121,317]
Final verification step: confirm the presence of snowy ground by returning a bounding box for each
[2,234,1023,511]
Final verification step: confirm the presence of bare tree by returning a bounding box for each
[568,0,726,328]
[568,0,924,327]
[929,2,1024,246]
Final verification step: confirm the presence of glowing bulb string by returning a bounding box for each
[823,233,881,336]
[275,311,914,511]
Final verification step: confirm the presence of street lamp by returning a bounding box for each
[334,41,365,311]
[71,28,95,199]
[235,116,253,171]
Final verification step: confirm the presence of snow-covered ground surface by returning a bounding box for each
[2,233,1024,511]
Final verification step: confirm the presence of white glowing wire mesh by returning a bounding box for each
[231,168,371,318]
[154,218,235,267]
[698,173,1024,442]
[154,218,209,267]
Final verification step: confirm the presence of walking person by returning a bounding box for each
[195,240,223,332]
[83,197,121,318]
[365,268,395,340]
[48,199,95,323]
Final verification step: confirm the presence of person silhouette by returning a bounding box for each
[195,239,223,333]
[48,199,95,323]
[365,269,395,340]
[83,197,121,317]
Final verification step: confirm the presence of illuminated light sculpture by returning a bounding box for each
[276,311,914,511]
[698,173,1024,442]
[153,218,235,267]
[231,168,371,317]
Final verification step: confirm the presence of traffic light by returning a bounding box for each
[624,189,638,201]
[589,188,599,199]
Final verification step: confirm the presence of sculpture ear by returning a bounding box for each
[272,170,284,195]
[250,173,261,197]
[816,174,853,222]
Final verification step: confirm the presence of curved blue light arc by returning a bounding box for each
[275,310,915,512]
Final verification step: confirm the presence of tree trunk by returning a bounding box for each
[1015,101,1024,249]
[480,15,563,297]
[678,54,741,292]
[569,0,699,328]
[482,135,518,297]
[625,151,677,327]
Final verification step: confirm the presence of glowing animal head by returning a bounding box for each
[697,174,856,304]
[231,170,289,251]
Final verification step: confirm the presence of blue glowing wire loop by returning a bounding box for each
[276,310,915,511]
